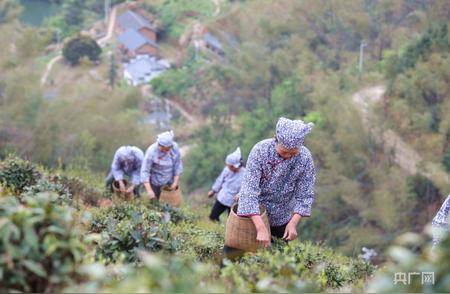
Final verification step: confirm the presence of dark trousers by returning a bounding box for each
[105,171,141,197]
[223,223,288,262]
[150,183,162,200]
[209,200,231,222]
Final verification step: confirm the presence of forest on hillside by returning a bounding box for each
[1,0,450,292]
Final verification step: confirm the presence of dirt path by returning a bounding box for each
[41,6,119,86]
[212,0,221,16]
[98,6,118,47]
[352,86,450,191]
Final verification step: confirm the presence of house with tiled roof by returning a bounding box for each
[116,10,158,42]
[123,55,170,86]
[118,28,159,58]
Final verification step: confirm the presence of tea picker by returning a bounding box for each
[105,145,144,198]
[140,130,183,202]
[233,117,316,249]
[207,147,246,222]
[431,194,450,247]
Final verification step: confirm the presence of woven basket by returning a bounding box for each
[160,185,182,207]
[224,204,270,252]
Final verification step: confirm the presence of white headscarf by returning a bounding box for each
[157,130,175,147]
[225,147,242,168]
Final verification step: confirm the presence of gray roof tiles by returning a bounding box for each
[118,10,157,32]
[118,28,159,51]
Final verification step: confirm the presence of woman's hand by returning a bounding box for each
[207,190,215,198]
[233,194,239,202]
[144,183,156,200]
[170,182,178,191]
[251,215,271,248]
[118,180,126,193]
[256,227,271,248]
[283,214,302,241]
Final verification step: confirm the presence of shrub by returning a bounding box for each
[21,178,72,205]
[367,231,450,292]
[90,202,181,264]
[71,252,224,293]
[443,146,450,174]
[62,35,102,66]
[49,175,103,206]
[0,156,41,194]
[407,174,441,204]
[170,222,224,261]
[0,193,85,292]
[221,240,374,292]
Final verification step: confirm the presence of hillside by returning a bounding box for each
[1,0,450,292]
[0,156,375,292]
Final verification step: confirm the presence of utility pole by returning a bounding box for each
[104,0,111,24]
[359,40,367,74]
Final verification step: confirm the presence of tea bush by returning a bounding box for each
[0,193,85,292]
[49,175,104,206]
[21,178,72,205]
[90,202,178,264]
[70,252,224,293]
[0,156,41,194]
[221,240,374,292]
[367,231,450,292]
[169,221,224,261]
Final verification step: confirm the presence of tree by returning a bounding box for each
[0,0,22,25]
[108,53,117,88]
[62,35,101,66]
[64,0,84,26]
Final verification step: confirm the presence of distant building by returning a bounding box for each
[123,55,170,86]
[203,32,224,56]
[118,28,159,58]
[117,10,158,42]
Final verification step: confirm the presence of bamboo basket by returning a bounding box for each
[160,185,182,207]
[225,204,270,252]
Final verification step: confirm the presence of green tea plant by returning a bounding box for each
[21,178,72,205]
[221,240,374,292]
[0,156,41,194]
[0,193,85,292]
[367,231,450,292]
[49,174,104,206]
[90,202,179,264]
[69,252,224,293]
[169,221,224,261]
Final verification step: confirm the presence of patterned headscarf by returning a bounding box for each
[225,147,241,168]
[276,117,314,149]
[157,130,175,147]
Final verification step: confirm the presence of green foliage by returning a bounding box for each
[170,222,224,261]
[72,252,224,292]
[0,193,85,292]
[443,146,450,174]
[49,174,104,206]
[221,240,374,292]
[151,0,215,40]
[62,35,102,66]
[407,174,441,204]
[367,232,450,292]
[21,178,72,205]
[384,23,449,79]
[0,0,23,24]
[0,156,41,194]
[183,122,237,192]
[108,53,116,88]
[90,201,194,264]
[304,111,325,128]
[150,67,193,97]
